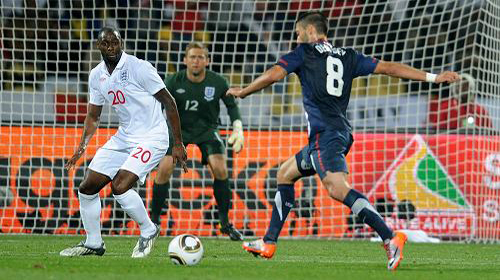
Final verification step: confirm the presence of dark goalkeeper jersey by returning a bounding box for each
[165,69,241,143]
[276,40,378,136]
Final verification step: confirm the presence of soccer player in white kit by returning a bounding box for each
[60,26,188,258]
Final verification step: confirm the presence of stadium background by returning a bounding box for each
[0,0,499,243]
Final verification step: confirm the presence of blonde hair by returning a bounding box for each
[185,42,209,57]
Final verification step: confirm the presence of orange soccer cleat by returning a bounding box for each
[242,239,276,259]
[383,231,408,271]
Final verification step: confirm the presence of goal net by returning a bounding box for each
[1,0,499,242]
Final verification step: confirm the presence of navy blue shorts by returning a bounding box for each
[295,129,353,180]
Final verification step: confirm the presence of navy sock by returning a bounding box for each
[343,189,394,241]
[150,181,169,224]
[263,184,295,243]
[213,179,231,226]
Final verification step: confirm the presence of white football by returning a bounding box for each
[168,234,204,266]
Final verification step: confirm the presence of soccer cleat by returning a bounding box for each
[220,223,243,241]
[384,231,408,271]
[242,239,276,259]
[131,225,160,258]
[59,241,106,257]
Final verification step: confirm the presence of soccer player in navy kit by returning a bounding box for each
[227,11,460,270]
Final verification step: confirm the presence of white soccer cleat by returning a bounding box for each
[60,241,106,257]
[131,225,160,258]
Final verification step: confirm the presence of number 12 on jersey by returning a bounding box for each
[326,56,344,97]
[185,100,199,111]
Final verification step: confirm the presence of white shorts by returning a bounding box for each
[88,136,167,184]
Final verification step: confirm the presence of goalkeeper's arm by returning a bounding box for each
[227,119,244,153]
[373,61,460,84]
[222,80,244,153]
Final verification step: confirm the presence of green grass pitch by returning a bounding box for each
[1,235,499,280]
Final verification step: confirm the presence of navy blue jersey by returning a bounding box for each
[277,41,378,136]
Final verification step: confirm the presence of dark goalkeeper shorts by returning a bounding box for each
[166,139,225,165]
[295,129,353,180]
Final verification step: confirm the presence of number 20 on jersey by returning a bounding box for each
[108,90,126,105]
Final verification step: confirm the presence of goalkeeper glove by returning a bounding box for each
[228,119,244,153]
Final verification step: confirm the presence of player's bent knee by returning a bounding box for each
[78,183,91,195]
[111,171,138,195]
[325,184,346,201]
[208,155,228,180]
[78,171,111,195]
[323,173,351,201]
[277,165,298,184]
[111,181,131,195]
[212,166,228,180]
[78,180,98,195]
[323,181,336,198]
[277,168,290,184]
[155,167,173,184]
[155,156,174,184]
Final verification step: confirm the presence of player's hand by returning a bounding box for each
[435,71,461,84]
[172,143,188,173]
[226,87,247,99]
[228,120,244,153]
[65,145,86,170]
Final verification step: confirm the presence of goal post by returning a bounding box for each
[0,0,499,242]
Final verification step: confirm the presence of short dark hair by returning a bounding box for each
[98,26,121,41]
[185,42,209,57]
[296,11,328,35]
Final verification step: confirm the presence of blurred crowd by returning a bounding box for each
[0,0,493,130]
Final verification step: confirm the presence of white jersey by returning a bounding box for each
[88,52,168,145]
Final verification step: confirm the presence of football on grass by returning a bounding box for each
[168,234,204,266]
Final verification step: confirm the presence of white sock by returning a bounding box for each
[113,189,156,238]
[78,192,103,249]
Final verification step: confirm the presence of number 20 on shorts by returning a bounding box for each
[132,147,152,163]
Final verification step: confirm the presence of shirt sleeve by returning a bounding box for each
[221,77,242,122]
[276,45,304,74]
[136,61,166,95]
[88,72,105,105]
[353,51,379,78]
[164,74,174,92]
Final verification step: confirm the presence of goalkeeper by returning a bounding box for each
[150,42,244,241]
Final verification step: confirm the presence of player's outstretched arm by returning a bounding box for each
[373,61,461,84]
[226,65,288,99]
[65,104,102,170]
[154,88,188,172]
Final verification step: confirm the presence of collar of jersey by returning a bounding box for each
[102,52,128,75]
[115,52,128,69]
